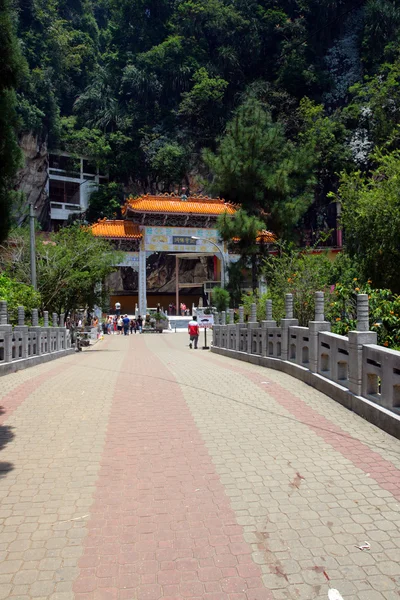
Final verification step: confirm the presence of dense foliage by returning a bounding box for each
[7,0,400,236]
[241,250,400,349]
[0,273,41,324]
[337,150,400,294]
[0,226,122,315]
[0,0,26,242]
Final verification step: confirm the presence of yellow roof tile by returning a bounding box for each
[124,194,236,216]
[91,219,142,239]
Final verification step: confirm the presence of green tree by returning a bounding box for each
[0,225,122,315]
[85,182,124,223]
[212,286,230,312]
[203,97,316,238]
[0,273,41,324]
[338,149,400,293]
[0,0,26,242]
[217,209,266,293]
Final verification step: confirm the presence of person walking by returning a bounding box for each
[122,314,130,336]
[130,318,135,334]
[117,316,123,334]
[137,315,143,333]
[188,315,200,349]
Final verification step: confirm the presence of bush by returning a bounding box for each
[212,287,230,312]
[0,274,41,324]
[327,279,400,349]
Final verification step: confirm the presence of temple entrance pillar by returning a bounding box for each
[138,244,147,316]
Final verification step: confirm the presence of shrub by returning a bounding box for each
[0,274,41,324]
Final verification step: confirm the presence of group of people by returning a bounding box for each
[103,315,144,336]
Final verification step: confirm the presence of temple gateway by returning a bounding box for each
[91,193,275,315]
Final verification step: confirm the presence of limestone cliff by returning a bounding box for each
[14,133,49,228]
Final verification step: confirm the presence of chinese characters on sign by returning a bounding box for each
[172,236,197,246]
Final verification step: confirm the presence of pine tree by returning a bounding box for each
[203,97,316,238]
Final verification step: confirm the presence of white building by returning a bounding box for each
[47,152,107,228]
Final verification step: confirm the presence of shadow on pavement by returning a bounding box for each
[0,406,14,478]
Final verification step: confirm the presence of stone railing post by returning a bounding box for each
[52,313,58,328]
[247,303,258,354]
[227,309,235,350]
[220,311,227,348]
[309,291,331,373]
[236,306,244,351]
[0,301,13,363]
[14,306,29,359]
[29,308,42,356]
[43,311,49,328]
[212,313,218,347]
[281,294,298,361]
[32,309,38,327]
[348,294,377,396]
[261,299,277,356]
[60,313,65,327]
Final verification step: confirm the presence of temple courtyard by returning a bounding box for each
[0,333,399,600]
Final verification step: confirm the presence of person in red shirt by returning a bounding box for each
[188,316,200,349]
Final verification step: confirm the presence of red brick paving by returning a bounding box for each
[74,335,272,600]
[0,362,71,425]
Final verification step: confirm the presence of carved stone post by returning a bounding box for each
[261,299,277,356]
[348,294,377,396]
[32,309,38,327]
[14,306,29,359]
[0,301,13,363]
[29,308,41,356]
[52,313,58,328]
[220,311,227,348]
[281,294,298,361]
[309,291,331,373]
[247,303,258,354]
[41,311,50,353]
[236,306,244,351]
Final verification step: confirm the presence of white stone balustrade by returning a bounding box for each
[211,292,400,439]
[0,302,73,375]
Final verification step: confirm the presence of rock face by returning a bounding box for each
[106,255,213,293]
[14,133,49,228]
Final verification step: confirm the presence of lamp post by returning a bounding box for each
[190,236,226,289]
[29,203,37,290]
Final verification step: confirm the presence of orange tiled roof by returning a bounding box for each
[91,219,142,239]
[123,194,236,216]
[257,230,276,243]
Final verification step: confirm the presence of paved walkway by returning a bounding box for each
[0,334,399,600]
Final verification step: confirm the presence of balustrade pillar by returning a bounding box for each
[29,308,42,356]
[247,303,258,354]
[348,294,377,396]
[0,301,12,363]
[14,306,29,359]
[261,299,277,356]
[236,306,244,351]
[281,294,298,361]
[309,291,331,373]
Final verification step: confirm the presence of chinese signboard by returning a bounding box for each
[144,226,222,253]
[172,236,197,246]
